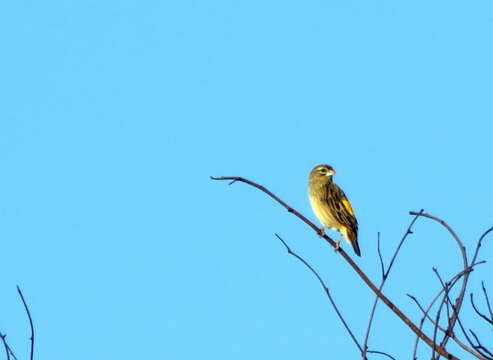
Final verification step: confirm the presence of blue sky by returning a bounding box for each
[1,1,492,359]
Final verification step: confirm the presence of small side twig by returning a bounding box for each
[411,261,485,359]
[0,333,18,360]
[481,281,493,320]
[0,333,9,360]
[376,232,384,280]
[366,349,397,360]
[362,210,423,359]
[274,234,362,354]
[470,291,493,326]
[408,293,488,360]
[471,227,493,268]
[431,268,451,360]
[431,268,491,360]
[409,211,469,350]
[469,329,493,359]
[407,294,448,333]
[17,286,34,360]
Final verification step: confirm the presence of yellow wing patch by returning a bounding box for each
[341,199,355,216]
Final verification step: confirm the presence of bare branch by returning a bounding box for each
[366,349,397,360]
[481,281,493,320]
[0,333,18,360]
[407,294,447,333]
[409,260,484,359]
[407,294,488,360]
[212,176,459,360]
[362,210,423,359]
[409,211,468,350]
[432,268,451,360]
[431,267,493,360]
[471,227,493,268]
[469,329,493,359]
[470,293,493,326]
[0,333,9,360]
[377,232,384,281]
[16,286,34,360]
[274,234,362,354]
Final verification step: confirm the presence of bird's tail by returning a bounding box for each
[343,228,361,257]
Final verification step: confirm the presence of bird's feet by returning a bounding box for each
[317,227,325,237]
[334,237,341,252]
[334,240,341,252]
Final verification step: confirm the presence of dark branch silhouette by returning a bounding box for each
[362,210,423,359]
[470,284,493,326]
[410,261,487,359]
[366,349,397,360]
[274,233,362,353]
[409,211,469,351]
[480,282,493,320]
[17,286,34,360]
[0,333,17,360]
[211,176,459,359]
[0,287,34,360]
[408,293,486,359]
[468,329,493,359]
[212,175,493,360]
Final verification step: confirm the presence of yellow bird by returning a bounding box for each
[308,164,360,256]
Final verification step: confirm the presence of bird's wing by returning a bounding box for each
[324,182,358,233]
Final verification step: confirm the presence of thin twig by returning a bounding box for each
[362,210,423,359]
[408,294,488,360]
[0,333,18,360]
[411,261,485,360]
[407,295,448,333]
[0,333,9,360]
[469,329,493,359]
[432,268,450,360]
[274,234,363,353]
[481,282,493,320]
[366,349,397,360]
[409,211,468,350]
[17,286,34,360]
[432,268,491,360]
[470,293,493,325]
[212,176,459,360]
[471,227,493,269]
[376,232,384,281]
[434,269,452,332]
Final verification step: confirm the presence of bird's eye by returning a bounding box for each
[319,168,327,174]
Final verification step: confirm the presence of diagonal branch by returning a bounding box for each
[212,176,459,360]
[274,234,362,354]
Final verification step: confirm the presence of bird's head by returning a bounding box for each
[309,164,336,183]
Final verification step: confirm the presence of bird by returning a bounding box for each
[308,164,360,256]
